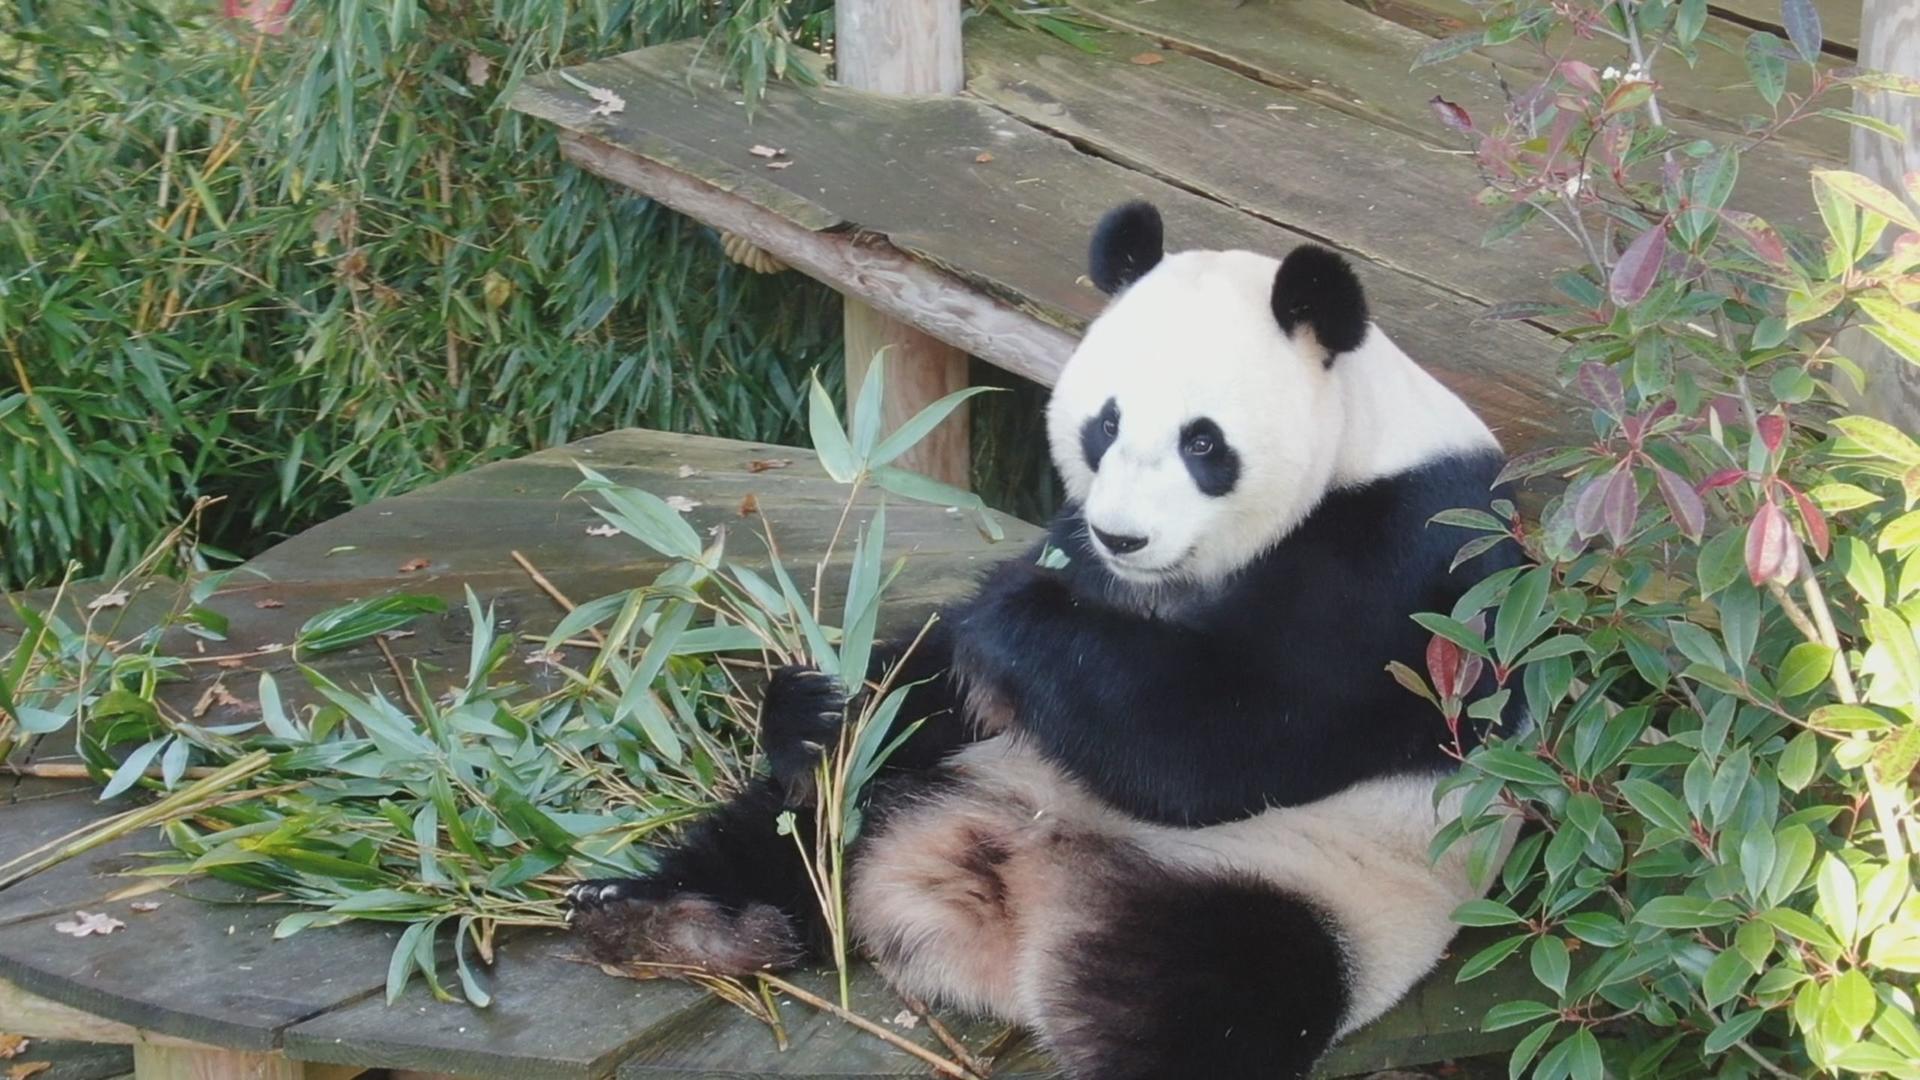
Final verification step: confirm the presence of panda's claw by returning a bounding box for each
[565,878,650,915]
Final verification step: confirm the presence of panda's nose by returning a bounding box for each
[1091,527,1149,556]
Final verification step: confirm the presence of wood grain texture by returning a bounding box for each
[1366,0,1847,160]
[131,1045,359,1080]
[835,0,974,489]
[844,304,972,487]
[836,0,964,94]
[1064,0,1833,232]
[1844,0,1920,430]
[1713,0,1860,54]
[283,932,707,1080]
[517,44,1574,450]
[964,17,1583,308]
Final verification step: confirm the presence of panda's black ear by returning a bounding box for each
[1089,201,1164,294]
[1271,244,1369,364]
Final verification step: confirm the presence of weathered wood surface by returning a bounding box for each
[1842,0,1920,430]
[1062,0,1835,233]
[836,0,974,490]
[513,42,1574,452]
[1713,0,1861,54]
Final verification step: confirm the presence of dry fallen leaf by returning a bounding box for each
[87,591,130,612]
[738,493,759,517]
[466,51,492,87]
[0,1037,27,1060]
[398,557,431,573]
[130,901,161,913]
[381,629,416,640]
[588,86,625,117]
[748,144,786,158]
[215,658,245,669]
[676,465,701,479]
[255,598,285,609]
[192,680,245,719]
[975,151,995,164]
[585,524,621,538]
[890,1009,920,1028]
[766,160,794,170]
[1129,51,1166,66]
[10,1061,50,1080]
[746,458,793,473]
[665,496,701,513]
[54,911,126,938]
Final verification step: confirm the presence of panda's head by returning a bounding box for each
[1046,201,1376,588]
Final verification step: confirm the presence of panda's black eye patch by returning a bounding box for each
[1081,398,1120,472]
[1179,418,1239,497]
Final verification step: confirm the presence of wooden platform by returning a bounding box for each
[1,430,1536,1078]
[509,0,1854,459]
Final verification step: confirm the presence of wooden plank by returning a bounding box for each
[1713,0,1861,55]
[130,1045,360,1080]
[616,965,1038,1078]
[836,0,974,489]
[0,893,400,1052]
[1362,0,1847,160]
[515,45,1574,450]
[1,976,221,1049]
[964,17,1583,309]
[283,931,708,1080]
[1841,0,1920,429]
[1065,0,1834,234]
[0,792,160,929]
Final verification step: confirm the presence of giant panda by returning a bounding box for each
[567,201,1525,1079]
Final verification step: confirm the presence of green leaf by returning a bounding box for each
[297,594,448,655]
[1836,415,1920,466]
[1618,778,1693,835]
[1762,906,1842,951]
[1868,922,1920,971]
[1740,826,1778,903]
[1567,1027,1604,1080]
[1868,605,1920,708]
[848,347,889,461]
[1471,747,1562,787]
[1830,969,1878,1038]
[100,739,164,801]
[1777,641,1836,697]
[1744,32,1788,107]
[1412,613,1493,658]
[870,386,1001,470]
[1457,932,1529,982]
[1562,912,1627,947]
[1509,1020,1559,1080]
[1483,999,1557,1032]
[1703,1010,1765,1055]
[871,466,1004,541]
[1703,947,1751,1007]
[1767,826,1819,908]
[808,372,859,483]
[1530,934,1570,998]
[1494,565,1553,664]
[1454,898,1525,927]
[386,921,429,1004]
[1817,855,1860,945]
[1635,896,1742,929]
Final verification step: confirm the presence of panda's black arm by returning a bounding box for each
[954,562,1406,825]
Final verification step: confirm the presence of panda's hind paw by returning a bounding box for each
[570,890,804,977]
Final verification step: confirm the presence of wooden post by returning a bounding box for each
[131,1045,359,1080]
[835,0,972,488]
[1848,0,1920,428]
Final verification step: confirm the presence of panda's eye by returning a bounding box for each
[1101,416,1118,438]
[1184,433,1215,457]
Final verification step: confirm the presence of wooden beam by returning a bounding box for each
[555,130,1078,387]
[131,1045,361,1080]
[834,0,974,488]
[1846,0,1920,428]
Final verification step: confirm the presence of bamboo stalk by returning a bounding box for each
[758,974,972,1080]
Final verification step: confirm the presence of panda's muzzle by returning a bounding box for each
[1090,526,1149,556]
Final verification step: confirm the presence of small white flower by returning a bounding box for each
[1602,65,1622,81]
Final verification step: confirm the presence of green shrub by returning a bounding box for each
[1398,1,1920,1075]
[0,0,845,591]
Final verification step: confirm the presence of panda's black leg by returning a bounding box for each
[1034,871,1353,1080]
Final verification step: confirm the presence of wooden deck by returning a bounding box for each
[0,430,1539,1077]
[509,0,1854,458]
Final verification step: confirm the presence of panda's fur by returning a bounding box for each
[568,202,1524,1079]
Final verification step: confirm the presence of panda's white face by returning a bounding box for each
[1047,249,1346,587]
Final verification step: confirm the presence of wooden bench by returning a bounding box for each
[1,429,1541,1078]
[506,0,1859,487]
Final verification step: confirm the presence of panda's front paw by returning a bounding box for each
[565,878,657,919]
[761,664,846,806]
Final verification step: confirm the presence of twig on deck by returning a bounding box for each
[375,635,426,717]
[758,974,973,1080]
[510,549,606,645]
[899,990,990,1078]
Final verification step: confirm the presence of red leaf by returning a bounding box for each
[1558,60,1602,94]
[1601,465,1640,544]
[1572,473,1612,538]
[1707,394,1745,427]
[1789,484,1831,559]
[1429,96,1474,135]
[1698,467,1747,492]
[1756,412,1786,453]
[1610,223,1668,307]
[1654,465,1706,542]
[1745,501,1800,586]
[1427,633,1464,701]
[1575,362,1626,418]
[223,0,292,33]
[1719,211,1789,267]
